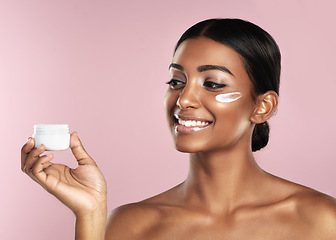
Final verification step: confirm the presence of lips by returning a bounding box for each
[174,114,212,133]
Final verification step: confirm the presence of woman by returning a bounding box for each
[21,19,336,239]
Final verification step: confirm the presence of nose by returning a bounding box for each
[176,83,200,110]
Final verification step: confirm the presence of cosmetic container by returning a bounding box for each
[33,124,70,151]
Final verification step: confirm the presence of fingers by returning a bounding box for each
[22,143,46,181]
[70,132,96,166]
[21,137,35,171]
[21,137,55,186]
[31,153,54,186]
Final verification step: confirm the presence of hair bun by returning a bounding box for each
[252,122,269,152]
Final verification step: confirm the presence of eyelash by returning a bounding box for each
[165,79,226,90]
[165,79,185,89]
[203,81,226,89]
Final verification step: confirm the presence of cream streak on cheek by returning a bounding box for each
[215,92,242,103]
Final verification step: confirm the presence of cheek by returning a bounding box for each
[204,94,253,129]
[164,91,177,118]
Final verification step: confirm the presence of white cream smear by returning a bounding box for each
[215,92,242,103]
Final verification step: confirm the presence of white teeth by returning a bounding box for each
[178,119,209,127]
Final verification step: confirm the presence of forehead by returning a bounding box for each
[172,37,250,81]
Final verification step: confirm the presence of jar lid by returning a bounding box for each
[34,124,69,135]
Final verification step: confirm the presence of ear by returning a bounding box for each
[250,90,278,124]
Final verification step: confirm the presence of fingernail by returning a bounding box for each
[26,138,31,144]
[36,144,42,149]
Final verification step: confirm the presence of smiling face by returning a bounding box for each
[164,37,259,153]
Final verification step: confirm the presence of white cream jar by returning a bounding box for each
[33,124,70,151]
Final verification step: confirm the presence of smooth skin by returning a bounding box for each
[22,37,336,239]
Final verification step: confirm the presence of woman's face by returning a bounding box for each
[164,37,258,153]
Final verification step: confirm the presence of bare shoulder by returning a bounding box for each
[105,202,159,239]
[290,186,336,238]
[105,185,181,240]
[261,175,336,238]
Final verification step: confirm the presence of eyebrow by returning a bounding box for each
[197,65,234,76]
[169,63,234,76]
[169,63,184,71]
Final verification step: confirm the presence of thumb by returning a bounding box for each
[70,132,96,166]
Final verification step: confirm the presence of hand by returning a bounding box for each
[21,132,107,217]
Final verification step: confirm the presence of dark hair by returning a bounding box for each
[174,18,281,152]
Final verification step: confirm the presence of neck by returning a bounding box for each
[182,146,266,213]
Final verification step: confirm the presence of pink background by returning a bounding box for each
[1,0,336,239]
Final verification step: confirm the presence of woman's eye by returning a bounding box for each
[203,81,226,89]
[165,79,185,89]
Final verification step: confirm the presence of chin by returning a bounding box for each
[174,145,194,153]
[173,140,209,153]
